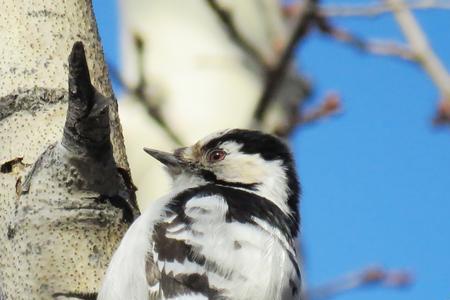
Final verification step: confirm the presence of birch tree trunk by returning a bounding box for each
[0,1,138,299]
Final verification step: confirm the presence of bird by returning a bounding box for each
[98,128,301,300]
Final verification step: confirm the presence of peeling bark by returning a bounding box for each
[0,1,137,298]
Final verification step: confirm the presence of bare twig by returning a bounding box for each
[386,0,450,121]
[322,0,450,17]
[206,0,316,131]
[205,0,268,67]
[273,92,341,136]
[387,0,450,96]
[254,0,318,123]
[109,36,184,146]
[315,17,416,61]
[270,0,450,128]
[283,2,416,61]
[305,266,413,300]
[299,93,342,124]
[433,100,450,124]
[108,62,134,96]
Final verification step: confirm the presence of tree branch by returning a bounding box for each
[322,0,450,17]
[299,93,342,124]
[274,92,341,136]
[305,266,412,300]
[204,0,315,132]
[254,0,318,123]
[386,0,450,122]
[315,18,416,61]
[110,36,184,145]
[283,0,450,124]
[204,0,268,67]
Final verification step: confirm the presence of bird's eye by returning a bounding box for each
[207,149,226,162]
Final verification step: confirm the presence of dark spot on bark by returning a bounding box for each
[88,245,101,265]
[95,194,135,224]
[52,292,97,300]
[117,167,140,218]
[108,195,135,224]
[0,157,24,173]
[117,167,138,192]
[6,226,15,240]
[27,9,65,18]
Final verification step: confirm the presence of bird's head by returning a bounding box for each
[144,129,300,218]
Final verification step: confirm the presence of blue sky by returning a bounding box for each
[93,1,450,299]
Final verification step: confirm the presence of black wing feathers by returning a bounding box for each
[147,184,300,298]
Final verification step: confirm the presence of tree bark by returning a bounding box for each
[0,1,138,299]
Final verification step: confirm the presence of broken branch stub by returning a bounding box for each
[63,41,113,159]
[60,41,139,218]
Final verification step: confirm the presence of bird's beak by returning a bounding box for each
[143,147,186,174]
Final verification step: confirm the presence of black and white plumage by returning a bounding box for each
[98,129,301,300]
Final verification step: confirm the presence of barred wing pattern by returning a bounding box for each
[145,185,300,300]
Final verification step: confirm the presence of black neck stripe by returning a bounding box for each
[199,169,259,190]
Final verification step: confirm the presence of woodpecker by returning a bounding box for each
[98,129,301,300]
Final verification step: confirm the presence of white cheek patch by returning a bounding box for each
[212,141,291,216]
[212,141,264,184]
[215,155,266,184]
